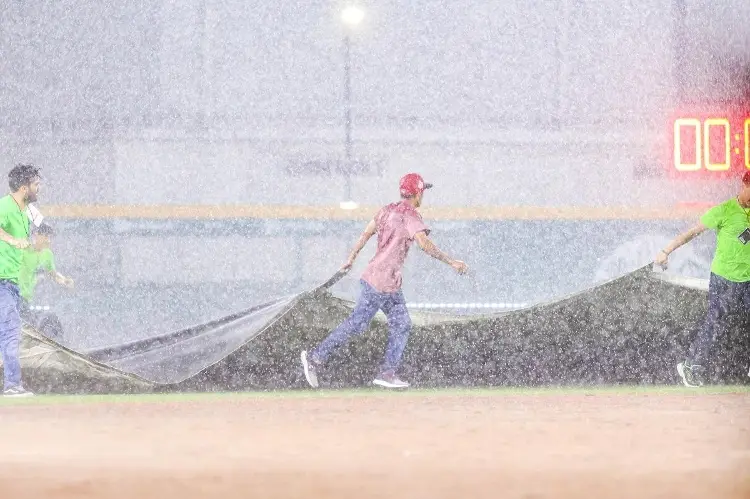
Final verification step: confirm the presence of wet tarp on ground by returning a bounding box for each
[11,326,153,394]
[82,295,300,384]
[4,266,748,394]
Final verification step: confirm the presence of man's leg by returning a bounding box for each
[679,273,735,387]
[0,283,26,395]
[373,290,412,389]
[301,280,383,388]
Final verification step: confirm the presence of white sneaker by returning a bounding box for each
[3,386,34,397]
[300,351,319,388]
[373,371,409,389]
[677,362,703,388]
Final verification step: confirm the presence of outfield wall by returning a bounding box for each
[31,216,718,351]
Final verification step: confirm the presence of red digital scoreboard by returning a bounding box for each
[669,104,750,179]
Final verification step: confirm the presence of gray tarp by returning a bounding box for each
[4,266,747,394]
[83,295,299,384]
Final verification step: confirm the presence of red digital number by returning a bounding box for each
[672,114,748,176]
[704,118,730,171]
[674,118,700,171]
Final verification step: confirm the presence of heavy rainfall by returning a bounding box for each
[0,2,749,498]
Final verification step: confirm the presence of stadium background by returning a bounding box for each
[0,0,748,347]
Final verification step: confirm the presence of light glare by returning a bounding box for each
[341,6,365,27]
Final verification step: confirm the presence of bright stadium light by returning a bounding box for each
[341,5,365,27]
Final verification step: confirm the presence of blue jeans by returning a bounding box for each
[312,280,412,372]
[0,281,22,390]
[688,273,750,365]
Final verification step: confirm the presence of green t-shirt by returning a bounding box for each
[19,248,56,301]
[0,195,30,284]
[700,198,750,282]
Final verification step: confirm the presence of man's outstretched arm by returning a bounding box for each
[342,219,378,271]
[654,223,708,268]
[414,231,468,274]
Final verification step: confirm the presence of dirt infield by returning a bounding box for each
[0,391,748,499]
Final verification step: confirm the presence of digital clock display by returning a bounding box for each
[669,106,750,178]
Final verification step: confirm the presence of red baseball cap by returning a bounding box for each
[399,173,433,197]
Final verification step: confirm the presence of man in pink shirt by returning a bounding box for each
[301,173,469,389]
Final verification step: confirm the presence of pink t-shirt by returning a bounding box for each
[361,201,429,293]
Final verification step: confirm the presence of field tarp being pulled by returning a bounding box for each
[12,325,153,394]
[3,266,748,394]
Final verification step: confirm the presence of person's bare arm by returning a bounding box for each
[0,228,28,249]
[414,231,468,274]
[654,223,708,268]
[342,219,378,270]
[52,272,74,288]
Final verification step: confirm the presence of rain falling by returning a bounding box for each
[0,2,748,498]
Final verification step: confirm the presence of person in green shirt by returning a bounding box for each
[0,164,40,397]
[18,223,74,342]
[655,171,750,387]
[19,223,74,303]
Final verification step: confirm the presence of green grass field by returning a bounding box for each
[1,384,748,406]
